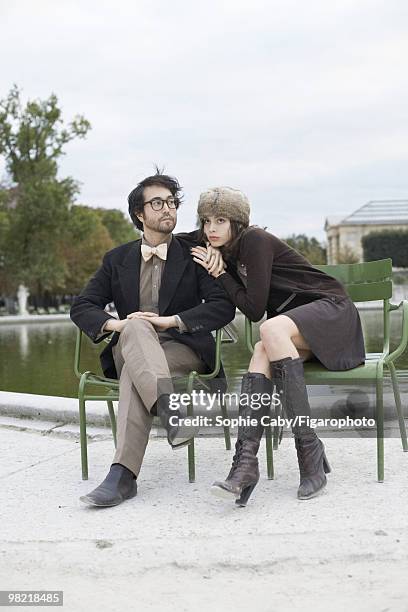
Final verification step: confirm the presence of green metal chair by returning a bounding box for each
[74,325,235,482]
[245,258,408,482]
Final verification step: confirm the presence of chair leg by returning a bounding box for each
[266,386,277,479]
[376,368,384,482]
[188,439,195,483]
[186,374,195,483]
[79,397,88,481]
[265,423,274,479]
[388,362,408,452]
[273,384,284,450]
[107,400,117,449]
[273,401,282,450]
[273,426,281,451]
[220,396,231,450]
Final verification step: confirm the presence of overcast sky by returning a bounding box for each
[1,0,408,241]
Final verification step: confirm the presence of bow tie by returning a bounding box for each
[141,243,168,262]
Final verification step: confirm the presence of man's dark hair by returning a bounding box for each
[128,166,183,230]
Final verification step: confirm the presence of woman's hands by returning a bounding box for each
[190,244,227,278]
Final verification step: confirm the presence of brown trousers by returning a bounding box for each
[111,318,206,477]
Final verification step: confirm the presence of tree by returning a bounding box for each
[62,205,114,294]
[0,84,90,183]
[0,187,12,294]
[362,230,408,267]
[283,234,327,265]
[59,205,138,295]
[95,207,138,245]
[0,85,91,302]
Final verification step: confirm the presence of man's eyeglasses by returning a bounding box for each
[144,196,179,211]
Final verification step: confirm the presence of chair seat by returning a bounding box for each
[304,353,385,384]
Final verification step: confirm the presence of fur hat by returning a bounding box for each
[197,187,250,227]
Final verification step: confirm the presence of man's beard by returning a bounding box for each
[145,216,176,234]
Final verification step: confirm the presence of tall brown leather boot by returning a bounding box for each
[211,372,272,507]
[270,356,331,500]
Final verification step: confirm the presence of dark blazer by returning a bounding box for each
[70,235,236,382]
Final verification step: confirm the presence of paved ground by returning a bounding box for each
[1,422,408,612]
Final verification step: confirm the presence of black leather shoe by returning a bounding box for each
[156,394,198,449]
[79,463,137,507]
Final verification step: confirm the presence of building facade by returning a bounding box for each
[324,200,408,264]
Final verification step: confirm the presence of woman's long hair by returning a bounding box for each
[197,219,247,264]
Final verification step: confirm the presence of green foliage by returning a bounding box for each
[95,207,139,245]
[0,86,138,303]
[62,205,114,294]
[0,188,10,245]
[283,233,327,265]
[0,84,90,183]
[5,179,78,295]
[0,189,12,293]
[362,230,408,267]
[60,205,138,294]
[0,85,91,298]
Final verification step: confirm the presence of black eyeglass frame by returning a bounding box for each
[143,196,180,211]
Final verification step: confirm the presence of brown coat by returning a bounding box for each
[215,226,348,322]
[178,226,348,321]
[177,227,365,370]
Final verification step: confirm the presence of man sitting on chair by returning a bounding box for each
[70,169,235,507]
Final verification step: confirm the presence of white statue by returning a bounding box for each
[17,284,29,316]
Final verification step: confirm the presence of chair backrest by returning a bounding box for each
[313,258,393,302]
[313,258,393,356]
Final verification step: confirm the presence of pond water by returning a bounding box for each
[0,310,407,398]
